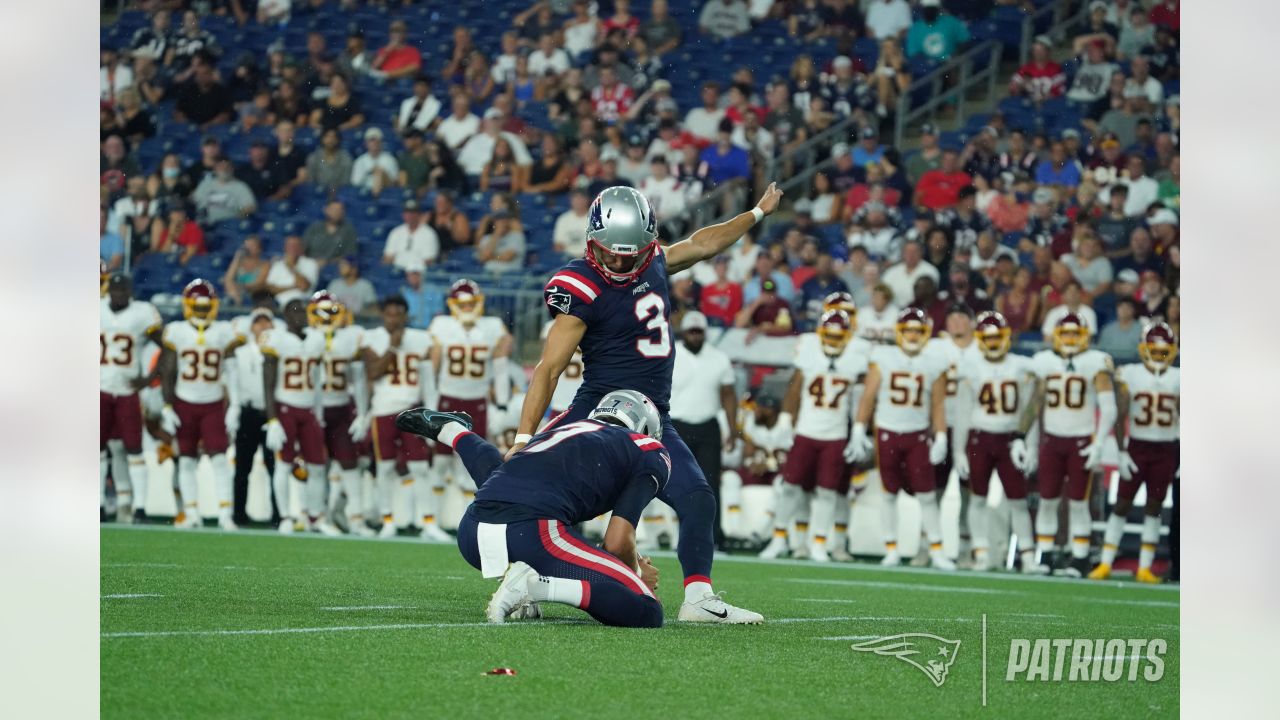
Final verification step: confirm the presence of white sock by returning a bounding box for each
[1036,497,1060,553]
[178,456,200,515]
[376,460,398,524]
[306,464,328,519]
[1007,499,1034,556]
[272,461,293,520]
[684,580,713,603]
[211,453,233,514]
[832,489,851,553]
[528,574,585,607]
[341,468,365,522]
[437,422,468,448]
[409,460,438,525]
[128,454,148,514]
[771,482,802,536]
[792,492,811,549]
[968,494,990,555]
[880,492,899,551]
[1068,499,1091,559]
[810,487,838,546]
[1100,513,1126,565]
[1139,515,1161,570]
[110,441,131,500]
[919,493,943,554]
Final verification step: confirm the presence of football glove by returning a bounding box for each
[264,418,286,452]
[348,413,371,441]
[1118,450,1139,480]
[160,404,181,435]
[844,423,872,463]
[224,405,240,438]
[928,431,948,466]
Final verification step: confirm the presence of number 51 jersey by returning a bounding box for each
[868,344,950,434]
[543,249,673,412]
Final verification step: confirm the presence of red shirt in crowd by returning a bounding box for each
[725,105,766,126]
[602,15,640,37]
[700,281,743,326]
[157,222,206,255]
[915,170,973,210]
[1008,61,1065,103]
[374,44,423,74]
[591,83,634,124]
[1149,1,1179,30]
[844,184,902,214]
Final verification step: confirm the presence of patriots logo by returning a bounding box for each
[547,289,572,315]
[849,633,961,687]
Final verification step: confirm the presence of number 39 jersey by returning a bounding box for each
[1117,364,1179,442]
[162,320,243,404]
[1030,349,1113,438]
[259,327,327,410]
[429,315,508,401]
[793,333,870,441]
[956,354,1035,434]
[309,326,364,408]
[100,298,162,396]
[543,249,674,412]
[869,344,950,434]
[362,327,434,416]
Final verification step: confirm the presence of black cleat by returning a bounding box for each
[395,407,473,442]
[1059,556,1092,579]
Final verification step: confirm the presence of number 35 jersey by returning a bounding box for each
[362,327,434,416]
[1117,364,1179,442]
[793,333,870,441]
[869,344,949,434]
[162,320,243,404]
[429,315,508,401]
[1030,349,1113,438]
[100,298,162,396]
[543,249,673,412]
[259,328,327,410]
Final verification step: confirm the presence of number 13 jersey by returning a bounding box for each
[543,249,674,411]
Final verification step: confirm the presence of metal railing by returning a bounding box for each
[1020,1,1088,65]
[892,39,1004,148]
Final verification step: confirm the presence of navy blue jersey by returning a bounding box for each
[543,249,675,411]
[474,420,671,524]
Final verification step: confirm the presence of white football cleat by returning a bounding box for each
[486,562,538,624]
[217,511,238,531]
[378,521,399,538]
[971,551,991,572]
[277,518,295,534]
[314,518,343,537]
[678,592,764,624]
[116,503,133,524]
[930,552,957,571]
[757,535,788,559]
[829,546,854,563]
[791,544,810,560]
[880,550,902,566]
[419,524,452,543]
[808,542,831,563]
[176,510,201,529]
[348,518,376,537]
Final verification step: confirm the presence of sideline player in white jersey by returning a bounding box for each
[158,279,246,530]
[1025,312,1116,577]
[305,291,371,535]
[542,319,584,422]
[100,273,164,522]
[426,280,512,507]
[761,309,868,562]
[1090,323,1179,583]
[953,311,1038,571]
[848,307,953,569]
[727,394,790,538]
[260,299,330,533]
[361,295,437,538]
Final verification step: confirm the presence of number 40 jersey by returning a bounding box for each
[543,250,674,412]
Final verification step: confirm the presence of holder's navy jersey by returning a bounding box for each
[474,420,671,524]
[543,249,674,411]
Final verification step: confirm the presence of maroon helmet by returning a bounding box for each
[1051,312,1090,356]
[1138,322,1178,371]
[447,278,485,321]
[894,306,931,353]
[182,278,219,326]
[823,290,857,317]
[816,309,853,356]
[974,310,1011,360]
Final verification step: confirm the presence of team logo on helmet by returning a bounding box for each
[1051,313,1090,356]
[1138,322,1178,372]
[974,310,1012,360]
[181,279,219,327]
[823,291,858,328]
[307,290,347,330]
[447,278,485,322]
[584,186,659,286]
[894,307,932,354]
[817,309,853,357]
[588,389,662,441]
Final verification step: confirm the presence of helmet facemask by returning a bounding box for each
[447,294,484,323]
[1139,338,1178,372]
[183,298,218,328]
[978,327,1011,360]
[1052,325,1089,356]
[895,323,930,354]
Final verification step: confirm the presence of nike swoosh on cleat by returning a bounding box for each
[703,607,729,619]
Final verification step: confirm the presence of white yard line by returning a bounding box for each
[320,606,416,611]
[101,562,179,568]
[102,620,581,639]
[787,578,1006,594]
[798,598,860,604]
[101,593,163,599]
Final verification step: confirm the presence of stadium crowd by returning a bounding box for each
[101,0,1180,578]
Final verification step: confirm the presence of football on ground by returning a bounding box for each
[102,527,1179,719]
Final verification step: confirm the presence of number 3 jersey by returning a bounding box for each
[258,327,327,410]
[868,344,950,433]
[1117,364,1179,442]
[429,315,508,401]
[792,333,870,441]
[543,249,673,412]
[100,298,162,396]
[955,354,1036,434]
[161,320,243,404]
[362,327,434,416]
[1030,349,1113,438]
[309,326,364,408]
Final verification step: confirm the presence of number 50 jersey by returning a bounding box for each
[1030,349,1113,438]
[543,250,674,412]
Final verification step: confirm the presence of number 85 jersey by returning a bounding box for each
[543,250,673,412]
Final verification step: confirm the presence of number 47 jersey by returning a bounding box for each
[793,333,870,441]
[543,250,673,412]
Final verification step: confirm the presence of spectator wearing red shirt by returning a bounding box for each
[1008,35,1065,103]
[699,255,744,327]
[734,278,794,338]
[590,66,634,125]
[724,83,766,127]
[373,20,423,80]
[915,148,972,210]
[1149,0,1179,31]
[842,163,902,221]
[603,0,641,37]
[151,203,206,264]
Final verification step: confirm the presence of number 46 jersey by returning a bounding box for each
[793,333,870,441]
[1030,349,1113,438]
[543,250,673,412]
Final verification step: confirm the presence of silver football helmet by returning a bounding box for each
[584,186,659,285]
[588,389,663,441]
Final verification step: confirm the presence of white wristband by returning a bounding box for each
[750,207,765,224]
[514,433,533,445]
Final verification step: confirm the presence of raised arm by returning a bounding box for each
[665,183,783,275]
[506,313,586,459]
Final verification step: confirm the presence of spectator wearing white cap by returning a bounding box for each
[351,127,400,194]
[457,107,533,176]
[1147,207,1179,250]
[669,310,738,547]
[865,0,912,40]
[382,198,439,271]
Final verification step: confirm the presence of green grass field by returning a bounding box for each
[101,527,1178,719]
